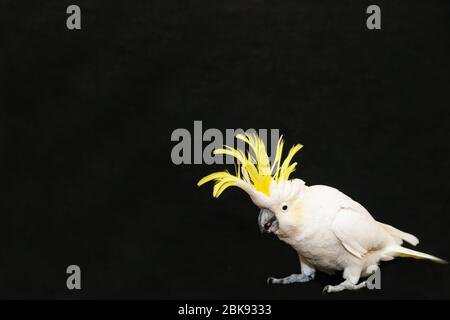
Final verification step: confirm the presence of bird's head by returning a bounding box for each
[197,133,306,235]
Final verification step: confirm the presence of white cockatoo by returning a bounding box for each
[198,133,446,293]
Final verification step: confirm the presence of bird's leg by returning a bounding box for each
[361,264,379,278]
[268,258,315,285]
[267,273,314,284]
[323,279,366,293]
[323,265,366,293]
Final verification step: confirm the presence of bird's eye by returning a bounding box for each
[282,205,288,211]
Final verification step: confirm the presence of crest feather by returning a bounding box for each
[197,133,303,198]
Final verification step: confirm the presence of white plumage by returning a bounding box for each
[198,133,446,293]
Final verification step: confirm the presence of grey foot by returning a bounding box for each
[322,280,366,294]
[267,273,314,285]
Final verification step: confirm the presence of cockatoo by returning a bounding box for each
[198,133,446,293]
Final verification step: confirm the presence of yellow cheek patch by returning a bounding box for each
[290,201,304,220]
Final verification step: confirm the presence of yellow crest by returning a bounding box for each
[197,133,303,198]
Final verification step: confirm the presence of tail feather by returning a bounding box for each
[378,222,419,246]
[387,246,447,264]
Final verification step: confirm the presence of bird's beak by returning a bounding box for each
[258,208,279,234]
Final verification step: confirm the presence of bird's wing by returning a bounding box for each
[331,203,387,259]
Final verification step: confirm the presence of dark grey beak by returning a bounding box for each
[258,209,279,234]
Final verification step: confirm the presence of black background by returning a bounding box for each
[2,0,450,299]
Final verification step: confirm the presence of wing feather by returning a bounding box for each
[332,204,387,259]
